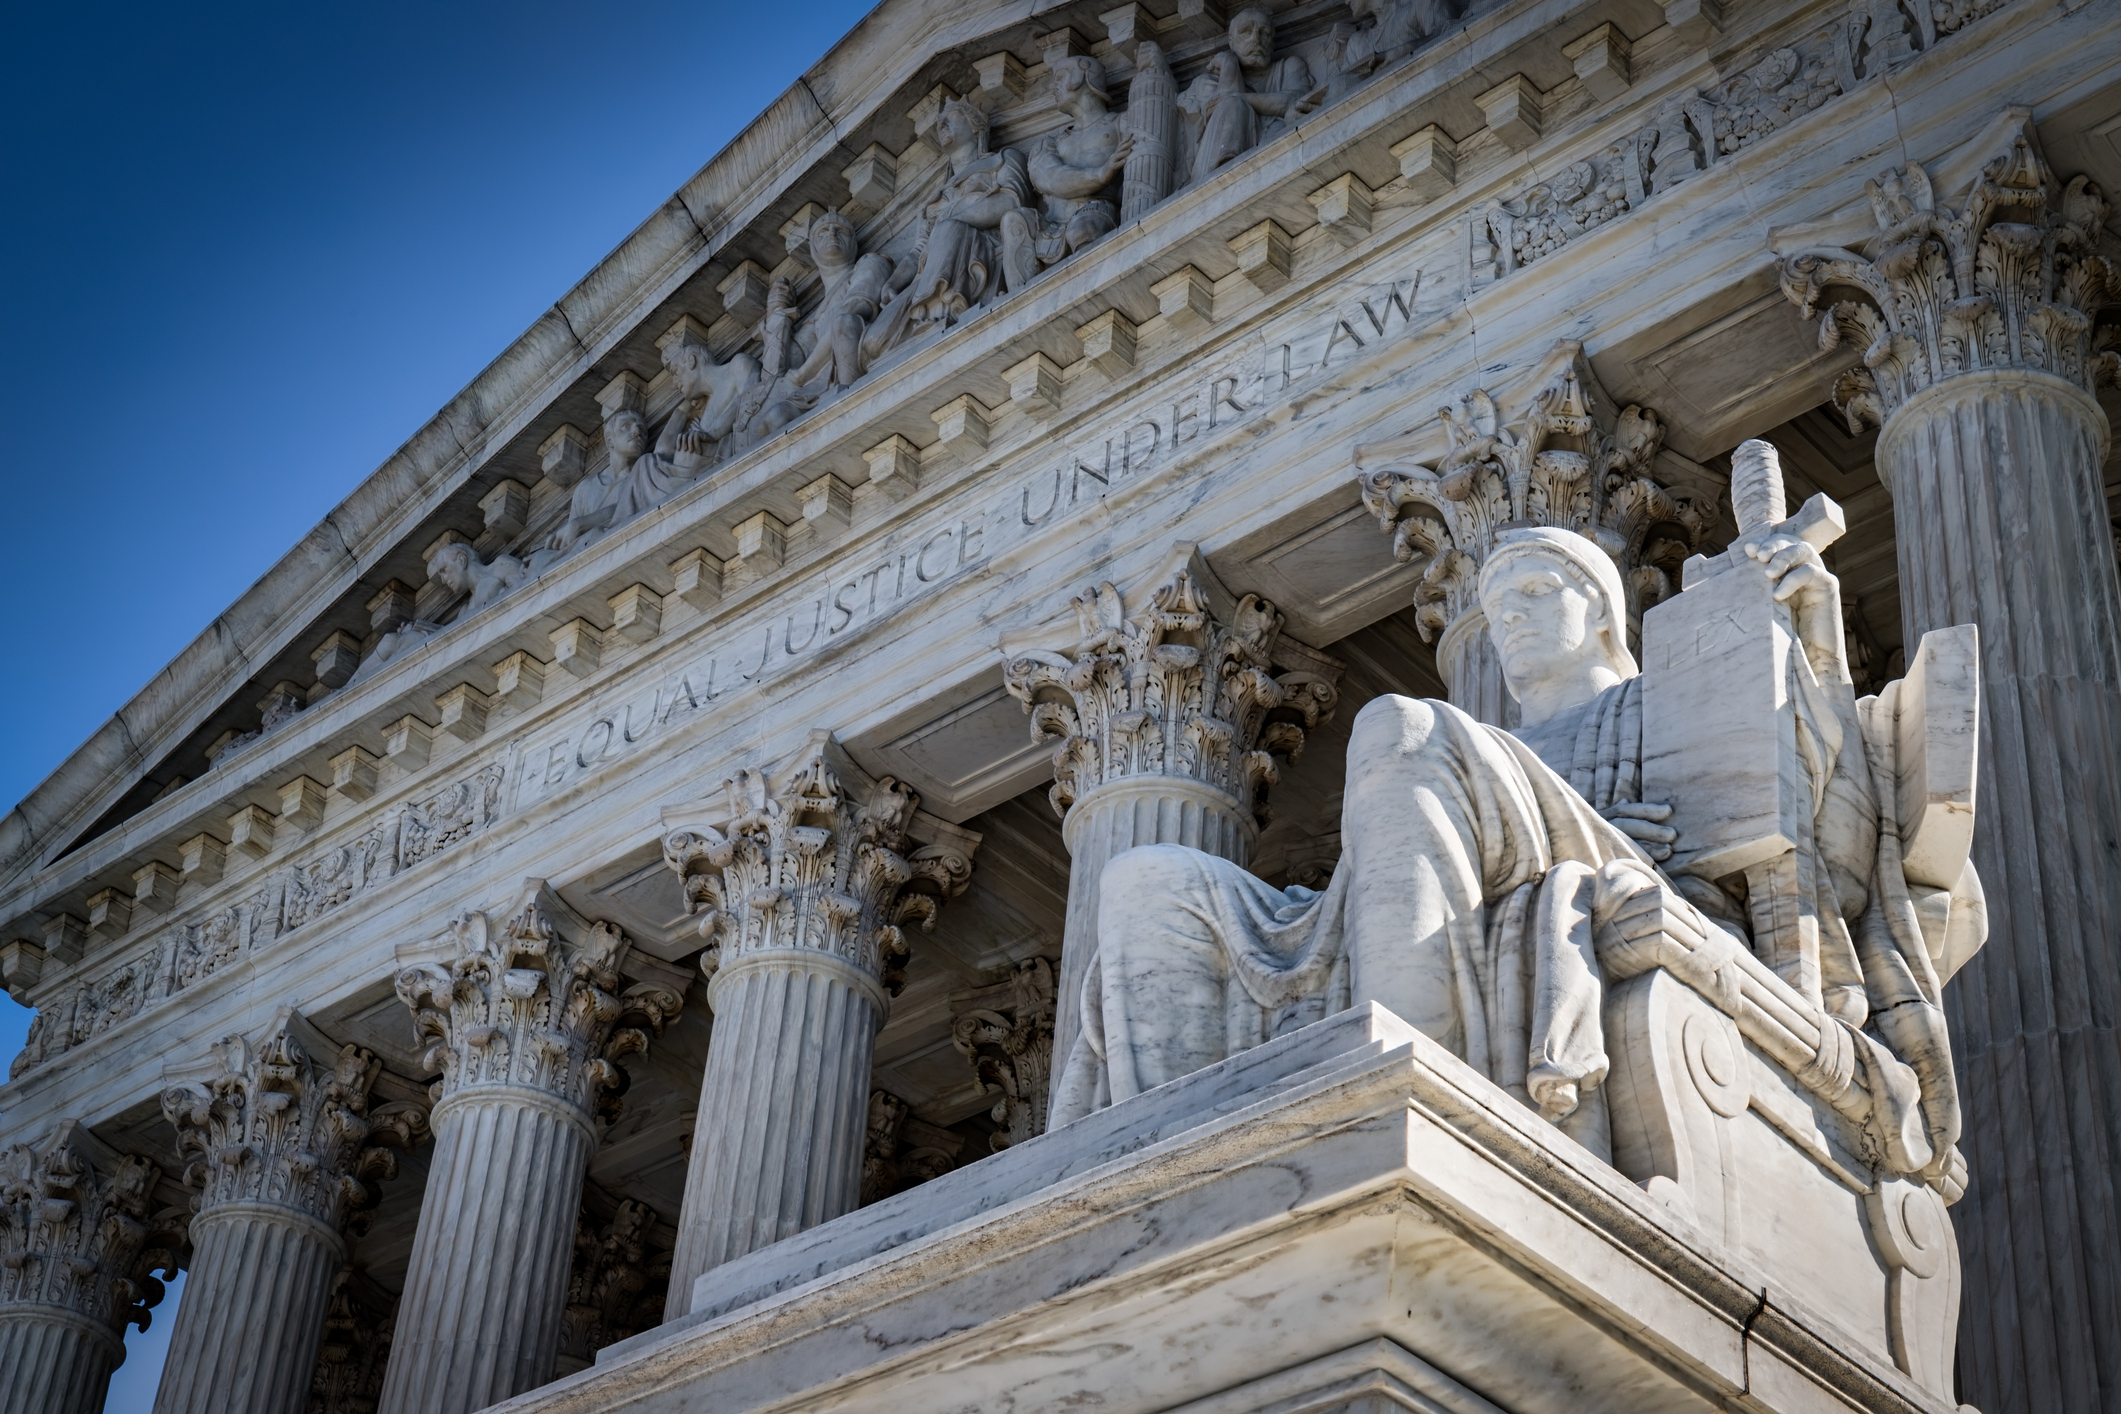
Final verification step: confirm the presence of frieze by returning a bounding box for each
[1473,0,2020,283]
[11,762,506,1081]
[513,270,1425,810]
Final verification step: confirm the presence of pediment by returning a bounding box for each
[1,0,1524,906]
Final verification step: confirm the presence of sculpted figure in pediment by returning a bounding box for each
[1024,57,1133,266]
[870,98,1039,344]
[538,406,706,565]
[351,541,531,685]
[1319,0,1463,105]
[1179,7,1316,184]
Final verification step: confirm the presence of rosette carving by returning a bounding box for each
[1780,113,2120,433]
[661,739,976,996]
[160,1010,428,1232]
[0,1121,172,1333]
[1358,341,1717,643]
[395,889,683,1118]
[1002,566,1338,823]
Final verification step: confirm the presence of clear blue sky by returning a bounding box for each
[0,1,873,1405]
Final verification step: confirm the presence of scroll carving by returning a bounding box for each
[560,1198,669,1361]
[394,896,683,1118]
[1356,342,1717,649]
[1779,113,2118,433]
[0,1122,172,1335]
[159,1011,428,1232]
[1002,567,1339,823]
[1476,0,2021,284]
[660,739,976,1000]
[12,761,507,1082]
[952,956,1059,1150]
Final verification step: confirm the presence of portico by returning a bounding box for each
[3,0,2118,1411]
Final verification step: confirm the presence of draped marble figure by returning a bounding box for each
[1054,523,1985,1191]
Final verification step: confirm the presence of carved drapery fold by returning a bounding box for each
[153,1010,427,1414]
[659,736,977,1318]
[380,888,681,1414]
[1356,341,1717,724]
[1780,109,2121,1414]
[1003,555,1340,1099]
[0,1122,173,1414]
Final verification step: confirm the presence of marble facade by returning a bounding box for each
[3,0,2119,1412]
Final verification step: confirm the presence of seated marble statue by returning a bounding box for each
[1054,525,1982,1190]
[1319,0,1463,105]
[1179,7,1317,184]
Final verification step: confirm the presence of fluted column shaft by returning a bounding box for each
[378,1090,595,1414]
[381,892,682,1414]
[1879,370,2121,1414]
[0,1305,125,1414]
[153,1206,342,1414]
[1053,775,1258,1073]
[657,742,976,1319]
[665,953,882,1318]
[1434,608,1519,729]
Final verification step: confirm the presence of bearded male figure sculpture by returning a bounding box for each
[1054,506,1985,1198]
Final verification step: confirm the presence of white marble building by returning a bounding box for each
[3,0,2118,1411]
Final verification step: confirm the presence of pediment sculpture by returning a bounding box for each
[1057,441,1986,1212]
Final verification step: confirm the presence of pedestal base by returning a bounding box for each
[489,1004,1955,1414]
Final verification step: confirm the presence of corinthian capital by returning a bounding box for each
[160,1008,428,1232]
[1002,554,1341,822]
[660,735,978,999]
[1779,108,2119,432]
[1356,339,1717,645]
[0,1120,172,1332]
[395,884,684,1117]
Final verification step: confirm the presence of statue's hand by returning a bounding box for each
[1601,801,1677,862]
[1748,531,1844,676]
[1102,131,1135,180]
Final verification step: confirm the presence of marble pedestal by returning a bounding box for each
[482,999,1958,1414]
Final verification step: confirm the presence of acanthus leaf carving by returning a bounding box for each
[158,1010,429,1233]
[394,888,683,1120]
[0,1121,169,1335]
[1357,341,1717,653]
[660,738,977,1000]
[1002,566,1338,823]
[1779,113,2118,432]
[951,956,1058,1150]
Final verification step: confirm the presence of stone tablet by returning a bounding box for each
[1639,561,1808,884]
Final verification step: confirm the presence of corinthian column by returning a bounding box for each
[379,888,682,1414]
[1356,339,1718,726]
[153,1010,426,1414]
[0,1122,169,1414]
[1781,110,2121,1414]
[1004,554,1341,1109]
[659,736,977,1318]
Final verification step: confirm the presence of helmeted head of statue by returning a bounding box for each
[1477,527,1638,699]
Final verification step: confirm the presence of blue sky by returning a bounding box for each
[0,1,873,1404]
